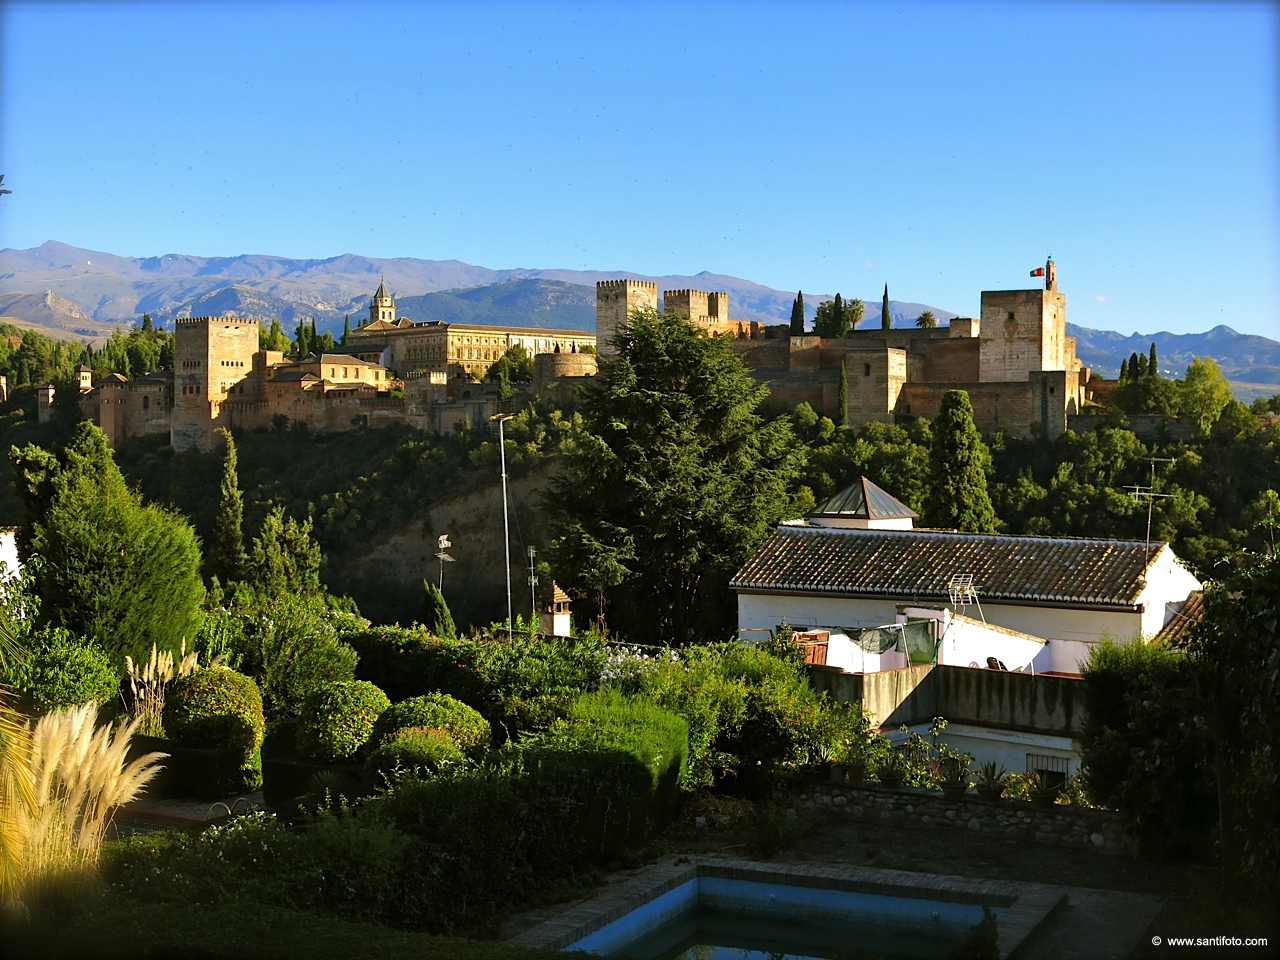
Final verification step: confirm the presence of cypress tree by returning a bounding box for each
[211,428,246,584]
[1149,343,1158,378]
[923,390,996,532]
[881,284,891,330]
[837,359,849,429]
[310,318,319,351]
[1119,357,1129,382]
[422,579,457,639]
[832,294,844,337]
[1129,351,1142,378]
[342,315,351,345]
[790,291,805,335]
[1135,352,1148,377]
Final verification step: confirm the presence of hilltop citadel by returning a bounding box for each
[40,262,1097,449]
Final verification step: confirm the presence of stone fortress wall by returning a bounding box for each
[51,264,1092,450]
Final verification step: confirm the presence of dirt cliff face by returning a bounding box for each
[336,460,559,629]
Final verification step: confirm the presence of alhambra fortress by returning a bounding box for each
[41,263,1096,450]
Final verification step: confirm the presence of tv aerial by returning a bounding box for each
[947,573,986,625]
[1125,457,1177,548]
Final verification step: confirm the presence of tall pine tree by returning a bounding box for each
[422,579,457,639]
[923,390,996,532]
[881,284,891,330]
[211,428,246,584]
[789,291,805,335]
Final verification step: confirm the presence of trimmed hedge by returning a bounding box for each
[519,689,688,857]
[164,668,266,760]
[296,681,391,762]
[346,627,484,705]
[368,694,490,758]
[364,728,467,786]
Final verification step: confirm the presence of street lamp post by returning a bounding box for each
[492,414,514,638]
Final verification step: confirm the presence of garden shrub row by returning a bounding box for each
[110,691,690,936]
[347,627,607,739]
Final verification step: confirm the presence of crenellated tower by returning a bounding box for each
[595,279,658,356]
[171,316,259,451]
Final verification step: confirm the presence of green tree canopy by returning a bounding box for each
[545,308,806,645]
[814,296,863,338]
[1180,356,1233,434]
[248,506,323,599]
[923,390,996,532]
[915,311,937,329]
[10,422,206,663]
[260,320,291,353]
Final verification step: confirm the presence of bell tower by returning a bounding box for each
[370,277,395,326]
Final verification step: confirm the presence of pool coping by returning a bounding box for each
[504,855,1067,959]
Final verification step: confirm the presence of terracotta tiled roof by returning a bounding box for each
[731,526,1166,608]
[1154,591,1204,644]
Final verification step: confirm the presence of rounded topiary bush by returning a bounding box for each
[368,692,491,758]
[296,680,391,762]
[12,628,119,714]
[163,667,266,760]
[364,727,467,785]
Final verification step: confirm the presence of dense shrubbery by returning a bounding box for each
[3,626,119,713]
[603,640,830,791]
[296,681,391,762]
[350,628,606,739]
[364,728,468,787]
[1080,637,1216,857]
[368,693,490,758]
[230,595,361,719]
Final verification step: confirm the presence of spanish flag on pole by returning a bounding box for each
[1029,267,1045,278]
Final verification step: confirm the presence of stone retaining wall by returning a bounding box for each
[795,781,1134,855]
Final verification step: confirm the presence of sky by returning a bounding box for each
[0,0,1276,337]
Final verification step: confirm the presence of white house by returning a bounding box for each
[732,478,1203,676]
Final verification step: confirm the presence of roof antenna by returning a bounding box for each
[1125,457,1177,549]
[948,573,986,626]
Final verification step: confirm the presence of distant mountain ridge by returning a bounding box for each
[1,241,1275,396]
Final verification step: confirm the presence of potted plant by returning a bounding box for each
[939,756,971,799]
[1028,773,1060,809]
[974,761,1007,801]
[877,751,907,788]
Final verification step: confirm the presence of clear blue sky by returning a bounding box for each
[1,0,1276,337]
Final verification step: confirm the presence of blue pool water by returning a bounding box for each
[564,876,999,960]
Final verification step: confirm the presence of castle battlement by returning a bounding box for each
[175,316,259,327]
[597,279,658,291]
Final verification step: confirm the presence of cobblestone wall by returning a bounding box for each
[794,781,1133,855]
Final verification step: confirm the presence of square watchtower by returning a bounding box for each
[172,316,259,450]
[596,280,658,357]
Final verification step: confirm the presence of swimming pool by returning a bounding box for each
[506,857,1062,960]
[565,874,1002,959]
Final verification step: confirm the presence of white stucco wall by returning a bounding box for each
[891,722,1081,778]
[822,632,907,673]
[0,530,19,581]
[936,616,1045,673]
[1138,546,1203,637]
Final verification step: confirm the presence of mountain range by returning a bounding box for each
[1,240,1276,398]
